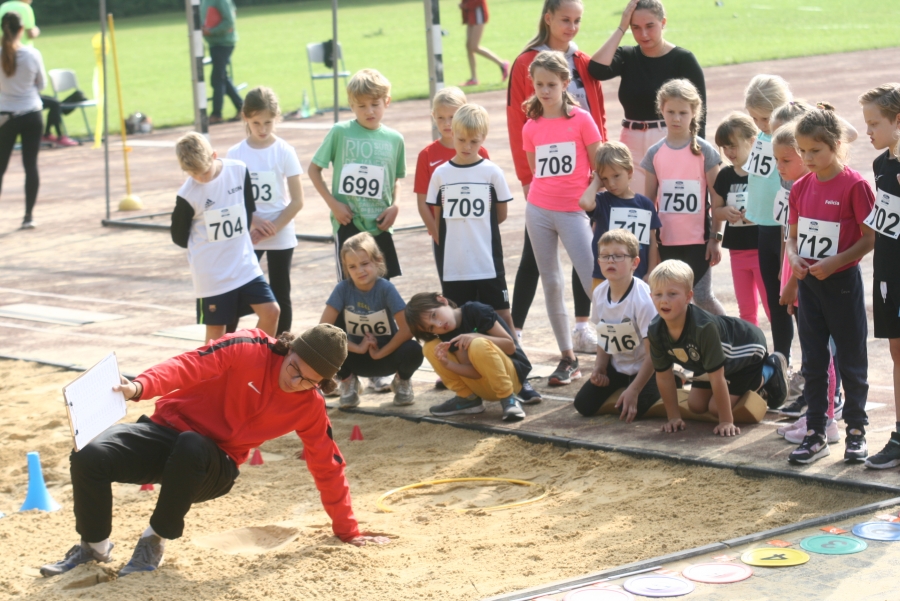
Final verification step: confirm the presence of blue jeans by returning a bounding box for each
[209,44,242,118]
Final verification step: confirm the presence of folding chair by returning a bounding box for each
[47,69,96,138]
[306,41,350,114]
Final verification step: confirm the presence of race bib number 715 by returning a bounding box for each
[743,138,774,177]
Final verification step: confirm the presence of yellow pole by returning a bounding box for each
[107,13,142,211]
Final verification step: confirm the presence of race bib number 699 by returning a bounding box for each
[339,163,385,200]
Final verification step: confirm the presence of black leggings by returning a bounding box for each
[337,339,424,381]
[41,95,62,137]
[256,248,294,335]
[0,110,42,219]
[758,225,794,358]
[511,227,591,329]
[70,415,238,541]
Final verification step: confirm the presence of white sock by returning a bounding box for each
[88,539,111,555]
[515,329,523,339]
[574,322,588,331]
[143,525,166,540]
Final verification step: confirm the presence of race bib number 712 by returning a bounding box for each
[797,217,840,260]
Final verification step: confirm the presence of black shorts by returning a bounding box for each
[441,274,510,311]
[691,358,764,397]
[658,243,709,287]
[874,279,900,339]
[196,275,276,326]
[335,222,401,281]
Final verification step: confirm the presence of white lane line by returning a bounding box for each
[0,287,190,314]
[0,321,192,348]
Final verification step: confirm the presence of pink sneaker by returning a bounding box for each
[42,134,57,144]
[777,415,806,438]
[500,60,510,82]
[56,135,79,147]
[786,418,840,444]
[461,78,479,87]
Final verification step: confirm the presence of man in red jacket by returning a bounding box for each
[41,324,386,578]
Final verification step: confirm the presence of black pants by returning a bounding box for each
[511,227,590,329]
[798,267,868,434]
[758,225,794,358]
[70,415,238,541]
[573,363,661,417]
[335,221,401,280]
[209,44,243,118]
[257,248,293,334]
[0,110,41,219]
[40,96,62,138]
[337,339,423,380]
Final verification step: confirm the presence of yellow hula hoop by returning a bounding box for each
[376,477,548,513]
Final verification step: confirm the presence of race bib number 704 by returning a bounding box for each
[204,206,244,242]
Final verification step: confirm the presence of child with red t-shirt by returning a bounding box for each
[786,104,875,465]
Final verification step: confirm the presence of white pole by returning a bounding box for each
[332,0,339,124]
[422,0,444,140]
[100,0,110,219]
[185,0,208,135]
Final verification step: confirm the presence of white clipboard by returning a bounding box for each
[63,352,128,451]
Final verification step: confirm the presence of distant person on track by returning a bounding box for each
[459,0,509,87]
[202,0,243,124]
[0,10,43,229]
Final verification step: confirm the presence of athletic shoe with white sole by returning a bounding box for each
[339,375,361,409]
[865,432,900,469]
[324,376,341,398]
[390,375,414,406]
[776,415,806,438]
[789,432,830,464]
[500,395,526,421]
[549,357,581,386]
[844,429,867,462]
[762,352,789,409]
[518,381,542,405]
[778,397,807,418]
[368,375,393,393]
[572,326,598,354]
[40,542,114,577]
[429,395,485,417]
[786,418,839,444]
[119,535,164,577]
[833,392,843,421]
[788,370,805,401]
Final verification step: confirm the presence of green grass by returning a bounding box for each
[33,0,900,137]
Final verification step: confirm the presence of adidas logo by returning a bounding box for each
[205,199,215,209]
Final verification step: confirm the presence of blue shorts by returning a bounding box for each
[196,275,276,325]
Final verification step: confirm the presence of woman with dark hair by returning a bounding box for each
[0,10,43,228]
[590,0,707,194]
[506,0,608,359]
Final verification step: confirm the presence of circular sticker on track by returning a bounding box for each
[682,562,753,584]
[800,534,867,555]
[563,587,634,601]
[852,522,900,541]
[623,575,694,597]
[740,547,810,567]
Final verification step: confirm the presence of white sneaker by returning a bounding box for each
[572,326,597,354]
[777,415,806,438]
[390,375,415,406]
[340,376,360,409]
[368,375,393,393]
[786,418,840,444]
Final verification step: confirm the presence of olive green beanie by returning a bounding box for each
[291,324,347,380]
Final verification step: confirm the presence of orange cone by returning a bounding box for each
[139,484,154,491]
[350,425,364,441]
[250,448,264,466]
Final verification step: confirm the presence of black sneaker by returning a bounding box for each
[844,428,867,462]
[788,432,830,464]
[429,395,485,416]
[762,352,789,409]
[549,357,581,386]
[865,432,900,469]
[518,381,543,405]
[41,541,114,577]
[500,395,525,421]
[119,535,164,577]
[779,397,807,418]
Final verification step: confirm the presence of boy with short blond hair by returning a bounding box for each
[574,229,660,422]
[647,260,787,438]
[171,132,280,343]
[309,68,406,281]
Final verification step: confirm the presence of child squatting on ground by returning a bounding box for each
[647,260,789,437]
[171,132,280,344]
[406,292,534,422]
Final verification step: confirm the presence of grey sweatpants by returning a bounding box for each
[525,203,595,352]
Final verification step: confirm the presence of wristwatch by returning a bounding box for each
[713,232,724,242]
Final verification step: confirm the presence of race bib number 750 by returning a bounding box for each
[659,179,702,214]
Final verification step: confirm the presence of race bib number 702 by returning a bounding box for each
[864,189,900,239]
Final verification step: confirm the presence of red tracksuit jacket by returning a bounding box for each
[134,329,360,542]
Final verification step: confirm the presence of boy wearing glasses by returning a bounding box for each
[579,141,661,289]
[41,325,388,580]
[573,229,661,423]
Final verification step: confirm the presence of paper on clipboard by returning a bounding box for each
[63,352,127,451]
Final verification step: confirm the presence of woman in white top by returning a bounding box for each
[0,11,44,229]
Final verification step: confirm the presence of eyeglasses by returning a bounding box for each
[287,360,321,390]
[598,254,633,263]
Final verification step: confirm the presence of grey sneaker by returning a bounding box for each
[390,375,414,406]
[430,395,484,416]
[20,217,35,230]
[119,535,164,577]
[368,375,393,393]
[339,375,361,409]
[324,376,341,398]
[41,541,114,577]
[500,395,526,421]
[572,326,598,354]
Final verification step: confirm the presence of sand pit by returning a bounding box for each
[0,360,886,600]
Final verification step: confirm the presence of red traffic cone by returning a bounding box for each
[139,484,154,492]
[249,448,264,466]
[350,425,364,441]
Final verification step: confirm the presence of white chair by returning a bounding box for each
[306,41,350,114]
[47,69,96,138]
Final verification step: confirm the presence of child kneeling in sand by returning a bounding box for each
[647,260,789,437]
[573,229,660,422]
[405,293,532,422]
